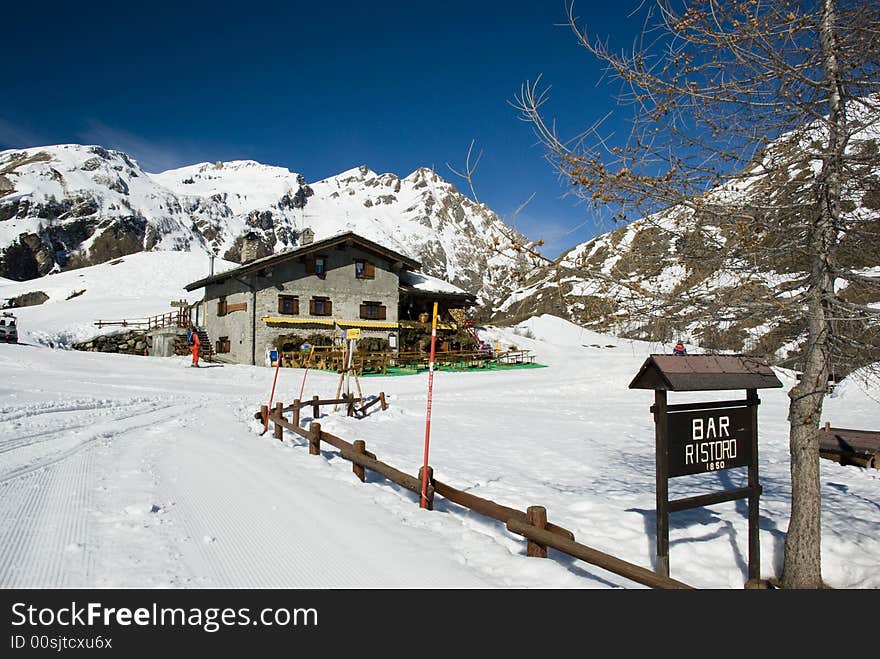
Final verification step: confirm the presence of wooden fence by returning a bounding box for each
[275,347,531,374]
[259,401,693,589]
[256,393,388,424]
[94,308,192,330]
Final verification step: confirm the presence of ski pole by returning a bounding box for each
[298,345,315,402]
[262,351,282,436]
[420,301,439,509]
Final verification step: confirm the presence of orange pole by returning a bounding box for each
[420,301,439,509]
[262,350,282,435]
[298,345,316,401]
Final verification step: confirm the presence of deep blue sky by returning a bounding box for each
[0,1,645,258]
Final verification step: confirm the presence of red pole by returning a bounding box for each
[262,350,282,435]
[420,301,439,509]
[298,345,316,401]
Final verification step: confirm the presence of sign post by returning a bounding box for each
[630,354,782,586]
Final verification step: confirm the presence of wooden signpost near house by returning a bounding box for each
[629,354,783,587]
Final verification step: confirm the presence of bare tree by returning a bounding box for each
[513,0,880,588]
[446,139,484,205]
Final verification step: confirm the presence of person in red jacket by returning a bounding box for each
[189,326,201,367]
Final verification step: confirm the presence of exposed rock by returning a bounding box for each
[5,290,49,307]
[66,217,147,269]
[81,157,103,172]
[0,174,14,198]
[73,330,152,356]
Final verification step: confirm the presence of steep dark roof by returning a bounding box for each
[629,354,784,391]
[184,232,421,291]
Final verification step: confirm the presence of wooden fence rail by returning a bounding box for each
[262,404,692,590]
[256,392,388,425]
[505,518,693,589]
[95,308,191,330]
[432,479,574,540]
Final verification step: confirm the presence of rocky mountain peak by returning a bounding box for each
[0,144,536,312]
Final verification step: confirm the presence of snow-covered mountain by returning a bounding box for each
[495,109,880,372]
[0,145,537,308]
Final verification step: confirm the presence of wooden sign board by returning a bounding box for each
[346,328,360,340]
[170,300,188,308]
[666,405,752,477]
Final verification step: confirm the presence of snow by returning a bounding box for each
[150,160,307,218]
[1,255,878,589]
[399,270,468,294]
[0,252,237,347]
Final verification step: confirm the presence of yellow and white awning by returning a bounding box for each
[261,317,398,330]
[335,320,399,329]
[262,317,335,326]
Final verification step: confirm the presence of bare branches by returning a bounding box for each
[446,139,484,204]
[511,0,880,588]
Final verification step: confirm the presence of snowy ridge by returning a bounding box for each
[0,145,536,308]
[495,110,880,367]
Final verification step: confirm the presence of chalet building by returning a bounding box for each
[183,231,476,365]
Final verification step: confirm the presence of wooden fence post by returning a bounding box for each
[526,506,548,558]
[292,399,300,427]
[347,393,355,417]
[379,392,387,411]
[260,405,268,429]
[312,395,320,420]
[273,402,284,441]
[309,422,321,456]
[417,466,435,511]
[353,440,366,482]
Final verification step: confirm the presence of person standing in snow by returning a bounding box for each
[673,341,687,355]
[189,326,201,367]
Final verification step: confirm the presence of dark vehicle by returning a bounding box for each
[0,312,18,343]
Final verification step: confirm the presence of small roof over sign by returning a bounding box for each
[629,354,784,391]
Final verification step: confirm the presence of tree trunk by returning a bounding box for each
[784,301,828,588]
[782,0,846,589]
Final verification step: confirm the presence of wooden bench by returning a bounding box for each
[818,423,879,469]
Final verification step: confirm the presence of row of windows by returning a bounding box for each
[278,295,386,319]
[305,256,376,279]
[217,295,387,319]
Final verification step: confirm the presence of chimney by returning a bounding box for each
[300,227,314,246]
[240,233,260,264]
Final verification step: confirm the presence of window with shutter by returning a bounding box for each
[310,297,332,316]
[278,295,299,315]
[355,260,375,279]
[305,258,315,275]
[217,296,228,317]
[360,301,386,319]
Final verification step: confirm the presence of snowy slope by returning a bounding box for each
[0,251,878,589]
[0,251,237,347]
